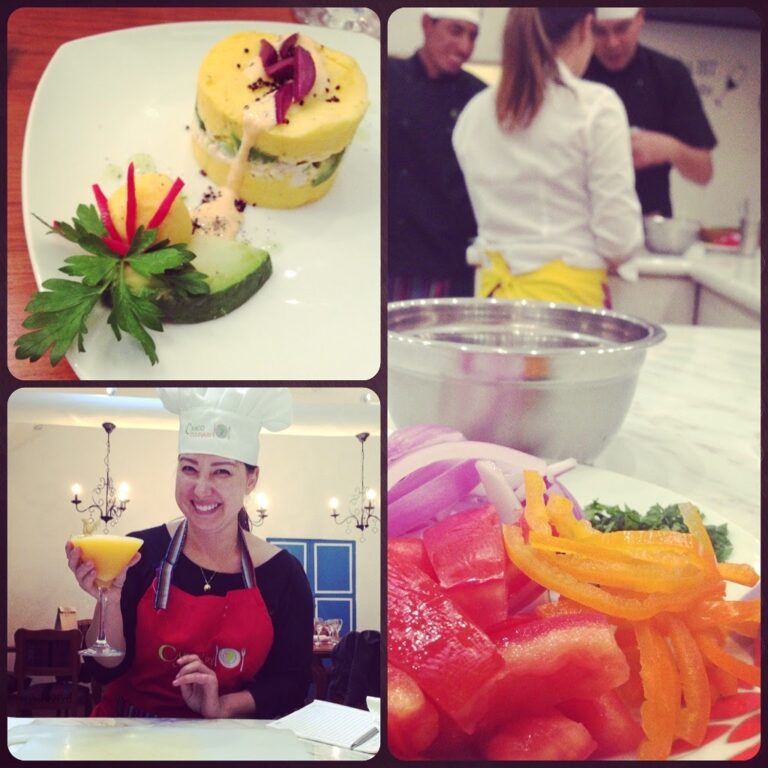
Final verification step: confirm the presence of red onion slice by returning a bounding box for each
[389,459,462,505]
[279,32,299,58]
[259,39,278,68]
[293,46,316,101]
[265,56,295,83]
[389,460,481,537]
[388,425,466,467]
[388,441,546,491]
[275,82,294,124]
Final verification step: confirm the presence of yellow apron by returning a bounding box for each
[479,252,609,308]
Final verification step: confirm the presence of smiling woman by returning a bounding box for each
[64,387,315,719]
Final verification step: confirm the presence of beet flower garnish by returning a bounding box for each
[90,162,185,256]
[257,34,317,124]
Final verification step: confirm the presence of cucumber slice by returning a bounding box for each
[157,233,272,324]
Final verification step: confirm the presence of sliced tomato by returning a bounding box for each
[387,665,440,759]
[422,505,508,628]
[558,689,644,758]
[484,710,598,760]
[388,544,505,734]
[388,536,437,580]
[481,613,631,731]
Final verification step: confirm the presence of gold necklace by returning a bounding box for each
[199,565,218,593]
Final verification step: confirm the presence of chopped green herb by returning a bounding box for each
[583,500,733,562]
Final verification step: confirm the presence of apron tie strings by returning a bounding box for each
[155,520,254,609]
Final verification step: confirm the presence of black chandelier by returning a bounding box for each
[330,432,379,537]
[70,422,130,533]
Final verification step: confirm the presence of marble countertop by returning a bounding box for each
[631,244,761,313]
[6,717,373,761]
[591,324,760,536]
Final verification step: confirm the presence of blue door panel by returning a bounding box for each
[268,537,356,634]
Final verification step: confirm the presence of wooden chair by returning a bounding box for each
[9,629,92,716]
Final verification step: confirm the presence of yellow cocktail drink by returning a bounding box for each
[70,534,143,587]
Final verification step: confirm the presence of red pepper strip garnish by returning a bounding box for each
[92,183,121,241]
[125,162,137,241]
[147,177,185,230]
[102,235,130,256]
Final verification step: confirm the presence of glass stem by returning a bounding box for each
[95,586,109,646]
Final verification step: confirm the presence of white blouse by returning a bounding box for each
[453,60,643,273]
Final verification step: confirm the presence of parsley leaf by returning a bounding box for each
[107,265,164,365]
[15,279,105,365]
[583,500,733,562]
[21,205,211,367]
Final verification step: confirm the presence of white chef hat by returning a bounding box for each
[158,388,292,465]
[424,7,482,25]
[596,7,640,21]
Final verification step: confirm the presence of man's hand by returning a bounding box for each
[631,128,713,184]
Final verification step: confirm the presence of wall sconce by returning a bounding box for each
[250,493,269,527]
[70,422,129,533]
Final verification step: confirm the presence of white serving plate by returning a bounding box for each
[22,21,380,380]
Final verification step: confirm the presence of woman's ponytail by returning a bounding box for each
[496,8,558,130]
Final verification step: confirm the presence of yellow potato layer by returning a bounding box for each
[195,31,368,162]
[108,172,193,245]
[191,135,340,208]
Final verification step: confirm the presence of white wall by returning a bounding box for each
[6,420,381,648]
[388,9,760,226]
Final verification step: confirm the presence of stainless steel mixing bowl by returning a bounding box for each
[388,299,666,462]
[644,214,701,254]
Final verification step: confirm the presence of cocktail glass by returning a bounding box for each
[69,534,142,657]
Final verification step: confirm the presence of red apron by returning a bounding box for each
[93,578,274,717]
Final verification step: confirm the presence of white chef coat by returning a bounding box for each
[453,59,643,275]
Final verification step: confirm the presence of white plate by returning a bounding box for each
[22,21,381,380]
[559,465,760,761]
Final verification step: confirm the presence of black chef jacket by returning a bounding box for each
[585,44,717,217]
[388,54,487,294]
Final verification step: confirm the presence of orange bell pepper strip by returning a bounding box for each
[545,493,593,539]
[679,503,719,569]
[664,615,711,747]
[533,549,709,594]
[685,599,760,637]
[503,524,720,620]
[529,529,702,569]
[707,665,739,699]
[716,561,760,587]
[695,631,761,688]
[635,620,682,760]
[522,470,550,534]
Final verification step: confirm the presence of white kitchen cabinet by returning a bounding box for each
[696,286,760,328]
[608,275,696,324]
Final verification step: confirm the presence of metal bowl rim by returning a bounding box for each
[387,298,667,357]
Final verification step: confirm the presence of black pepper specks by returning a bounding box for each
[234,199,247,213]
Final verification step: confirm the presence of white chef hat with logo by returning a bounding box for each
[596,7,640,21]
[158,388,292,465]
[424,7,482,25]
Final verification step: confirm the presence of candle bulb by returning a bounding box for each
[256,493,268,510]
[365,488,376,502]
[71,483,82,498]
[117,482,130,502]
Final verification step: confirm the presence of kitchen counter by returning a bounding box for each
[631,244,761,314]
[590,324,760,536]
[6,717,374,761]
